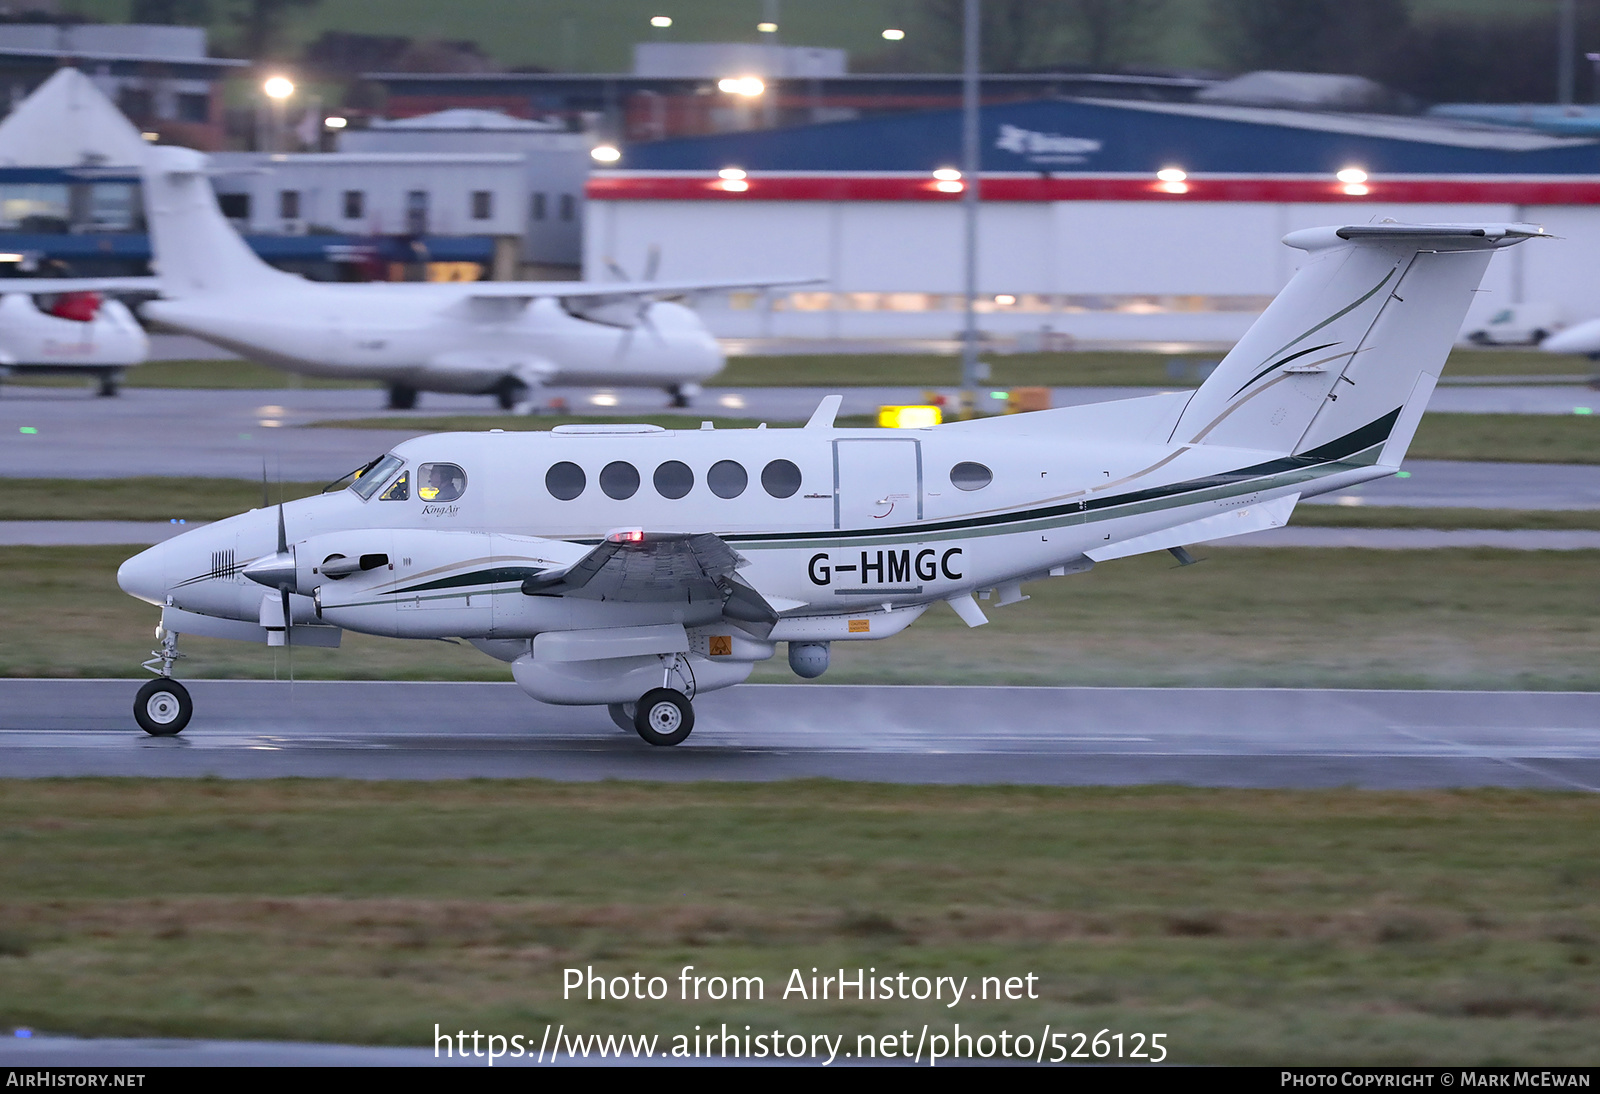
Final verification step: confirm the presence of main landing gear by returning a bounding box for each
[134,627,191,736]
[608,689,695,746]
[387,384,418,410]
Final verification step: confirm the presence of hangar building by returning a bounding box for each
[586,96,1600,343]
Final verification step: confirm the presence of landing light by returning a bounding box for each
[878,405,942,428]
[590,144,621,163]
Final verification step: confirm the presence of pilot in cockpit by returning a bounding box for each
[418,463,466,503]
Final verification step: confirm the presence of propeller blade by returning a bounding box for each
[261,461,269,510]
[605,257,629,282]
[642,244,660,282]
[611,322,636,366]
[276,495,287,556]
[281,587,292,648]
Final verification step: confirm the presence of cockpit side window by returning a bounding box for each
[349,454,404,500]
[418,463,467,503]
[379,470,410,501]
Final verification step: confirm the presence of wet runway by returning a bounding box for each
[2,680,1596,791]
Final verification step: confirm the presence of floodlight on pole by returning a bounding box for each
[263,76,294,100]
[959,0,982,415]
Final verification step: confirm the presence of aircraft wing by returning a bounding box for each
[0,277,160,294]
[462,275,824,305]
[520,530,782,622]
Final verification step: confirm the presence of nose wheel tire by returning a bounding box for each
[134,678,192,736]
[633,688,694,746]
[607,702,637,733]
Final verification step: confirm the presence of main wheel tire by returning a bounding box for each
[607,702,637,733]
[134,678,192,736]
[633,688,694,746]
[97,373,120,397]
[495,380,528,411]
[387,384,418,410]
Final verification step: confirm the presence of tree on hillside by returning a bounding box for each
[1207,0,1410,77]
[231,0,321,61]
[913,0,1168,72]
[131,0,213,23]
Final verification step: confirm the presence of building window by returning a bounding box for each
[471,190,493,220]
[343,190,364,219]
[217,193,250,220]
[406,190,428,234]
[176,93,209,123]
[279,190,300,220]
[531,193,546,221]
[559,193,575,222]
[117,87,152,120]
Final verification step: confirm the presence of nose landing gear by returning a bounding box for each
[135,626,192,736]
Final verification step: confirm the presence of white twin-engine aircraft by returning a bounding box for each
[0,277,153,395]
[117,222,1542,744]
[138,146,811,410]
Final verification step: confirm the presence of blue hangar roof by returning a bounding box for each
[619,97,1600,175]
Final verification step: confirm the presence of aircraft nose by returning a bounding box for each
[117,542,171,605]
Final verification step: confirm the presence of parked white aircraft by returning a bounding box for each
[1538,314,1600,357]
[117,222,1541,744]
[139,146,809,410]
[0,278,154,395]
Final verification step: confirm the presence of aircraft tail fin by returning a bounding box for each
[1169,224,1545,460]
[142,146,296,297]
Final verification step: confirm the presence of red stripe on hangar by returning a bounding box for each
[586,173,1600,204]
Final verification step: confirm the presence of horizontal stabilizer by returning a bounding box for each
[1085,494,1298,562]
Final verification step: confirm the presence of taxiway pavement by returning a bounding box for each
[2,680,1596,791]
[4,386,1599,508]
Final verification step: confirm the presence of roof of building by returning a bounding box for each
[0,67,149,169]
[370,108,563,132]
[616,96,1600,175]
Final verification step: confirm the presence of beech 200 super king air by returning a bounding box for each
[116,223,1543,744]
[137,146,813,410]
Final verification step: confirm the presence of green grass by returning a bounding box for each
[11,545,1600,690]
[1291,506,1600,531]
[1410,413,1600,464]
[0,779,1595,1062]
[6,479,329,522]
[13,348,1585,394]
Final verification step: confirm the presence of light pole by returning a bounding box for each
[262,75,294,153]
[959,0,982,415]
[1559,0,1576,105]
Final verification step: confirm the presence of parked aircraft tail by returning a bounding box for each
[1171,224,1545,464]
[142,146,299,298]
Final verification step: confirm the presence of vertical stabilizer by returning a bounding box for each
[1170,224,1544,459]
[142,146,297,298]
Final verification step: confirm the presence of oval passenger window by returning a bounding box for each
[653,460,694,499]
[707,460,748,499]
[761,459,802,498]
[417,463,467,503]
[950,461,993,491]
[600,461,640,500]
[545,461,586,501]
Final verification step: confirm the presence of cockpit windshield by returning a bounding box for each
[347,453,405,500]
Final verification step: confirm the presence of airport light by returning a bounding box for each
[933,167,962,180]
[590,144,622,163]
[882,28,905,40]
[757,21,777,33]
[718,167,747,180]
[995,294,1016,306]
[0,252,22,262]
[878,405,942,428]
[262,75,294,100]
[717,76,765,97]
[140,131,159,142]
[932,167,963,193]
[1156,166,1186,183]
[324,116,347,129]
[1336,166,1368,184]
[650,15,672,27]
[719,177,750,192]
